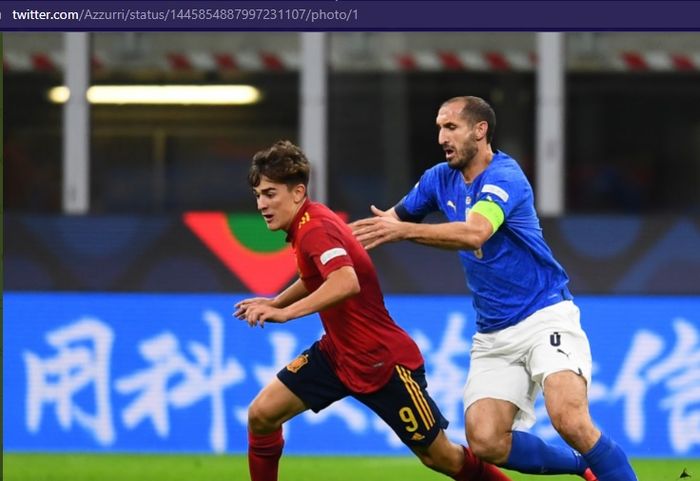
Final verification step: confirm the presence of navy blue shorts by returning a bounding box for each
[277,341,448,447]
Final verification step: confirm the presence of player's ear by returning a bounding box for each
[475,120,488,141]
[292,183,307,203]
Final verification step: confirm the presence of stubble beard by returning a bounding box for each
[448,140,478,171]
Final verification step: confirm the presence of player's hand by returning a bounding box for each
[350,206,406,250]
[242,304,290,328]
[369,204,393,218]
[234,297,273,321]
[348,204,392,232]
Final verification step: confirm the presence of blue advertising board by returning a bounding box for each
[4,292,700,457]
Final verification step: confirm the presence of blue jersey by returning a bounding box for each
[395,151,571,333]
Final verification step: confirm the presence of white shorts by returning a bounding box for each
[463,300,592,429]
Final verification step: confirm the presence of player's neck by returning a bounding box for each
[282,197,308,233]
[462,146,493,183]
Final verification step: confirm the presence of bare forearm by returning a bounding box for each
[272,279,308,308]
[353,206,492,251]
[403,221,483,250]
[283,267,360,320]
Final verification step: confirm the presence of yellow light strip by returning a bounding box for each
[48,85,261,105]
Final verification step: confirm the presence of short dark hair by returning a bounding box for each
[248,140,311,189]
[442,96,497,144]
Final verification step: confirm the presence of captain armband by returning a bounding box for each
[470,200,505,233]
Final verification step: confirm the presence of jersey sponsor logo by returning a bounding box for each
[320,247,348,265]
[482,184,509,203]
[410,432,425,441]
[286,354,309,373]
[447,200,457,211]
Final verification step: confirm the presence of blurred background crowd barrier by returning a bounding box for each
[5,32,700,216]
[4,31,700,456]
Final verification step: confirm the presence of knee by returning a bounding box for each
[247,400,279,435]
[466,425,510,464]
[549,410,596,447]
[414,441,463,475]
[547,396,591,439]
[550,410,578,434]
[416,451,440,471]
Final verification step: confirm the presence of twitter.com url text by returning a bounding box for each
[9,7,360,25]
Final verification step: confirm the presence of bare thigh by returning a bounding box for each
[248,377,308,434]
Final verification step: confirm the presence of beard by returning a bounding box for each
[447,139,478,170]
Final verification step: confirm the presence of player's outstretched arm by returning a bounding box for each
[281,266,360,320]
[403,211,494,250]
[350,205,401,250]
[234,279,308,322]
[368,204,400,220]
[349,205,400,230]
[352,209,493,251]
[271,278,309,308]
[238,266,360,328]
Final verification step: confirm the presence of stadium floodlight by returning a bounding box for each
[48,85,262,105]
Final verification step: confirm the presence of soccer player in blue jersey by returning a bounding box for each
[351,96,637,481]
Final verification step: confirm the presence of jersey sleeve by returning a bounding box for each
[475,169,528,220]
[298,224,354,279]
[394,166,440,222]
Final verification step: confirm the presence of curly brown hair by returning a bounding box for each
[248,140,311,189]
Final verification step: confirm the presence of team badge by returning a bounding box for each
[286,354,309,373]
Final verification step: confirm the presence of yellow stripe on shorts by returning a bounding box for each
[396,366,435,430]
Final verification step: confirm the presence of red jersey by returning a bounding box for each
[286,199,423,393]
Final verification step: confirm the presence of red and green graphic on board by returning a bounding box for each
[183,212,297,295]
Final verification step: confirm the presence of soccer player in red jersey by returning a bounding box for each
[235,140,513,481]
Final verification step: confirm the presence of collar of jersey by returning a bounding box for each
[285,197,311,243]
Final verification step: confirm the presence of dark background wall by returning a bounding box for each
[6,213,699,295]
